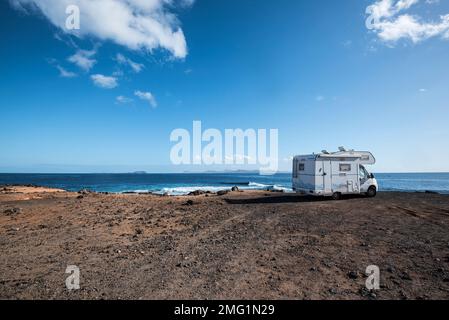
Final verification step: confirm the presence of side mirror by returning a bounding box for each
[369,173,374,179]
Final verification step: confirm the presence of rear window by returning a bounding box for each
[293,161,304,178]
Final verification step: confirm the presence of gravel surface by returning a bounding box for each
[1,189,449,300]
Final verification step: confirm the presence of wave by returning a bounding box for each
[156,186,229,196]
[146,182,293,196]
[248,182,267,188]
[248,182,292,192]
[121,189,152,194]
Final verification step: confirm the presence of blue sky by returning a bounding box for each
[1,0,449,173]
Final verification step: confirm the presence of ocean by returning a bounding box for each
[1,172,449,195]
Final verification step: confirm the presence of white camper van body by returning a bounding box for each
[292,149,378,198]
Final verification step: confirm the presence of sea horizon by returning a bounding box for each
[1,170,449,174]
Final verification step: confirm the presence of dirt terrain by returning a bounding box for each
[1,186,449,300]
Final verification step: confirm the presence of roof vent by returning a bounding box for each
[322,150,329,154]
[338,146,346,152]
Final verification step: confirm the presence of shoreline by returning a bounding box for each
[1,184,446,197]
[0,185,67,194]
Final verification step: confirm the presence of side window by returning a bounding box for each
[298,163,305,171]
[339,164,351,172]
[359,165,368,179]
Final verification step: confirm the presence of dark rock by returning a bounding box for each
[424,190,439,194]
[399,290,408,300]
[188,190,214,196]
[185,200,194,206]
[4,207,23,216]
[358,287,370,297]
[387,265,396,273]
[360,242,370,247]
[322,260,334,268]
[328,288,337,295]
[188,190,204,196]
[217,190,230,196]
[347,271,359,279]
[231,186,239,192]
[400,272,412,280]
[1,187,13,193]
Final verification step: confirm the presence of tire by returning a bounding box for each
[366,186,377,198]
[332,192,342,200]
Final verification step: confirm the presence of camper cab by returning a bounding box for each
[292,147,378,200]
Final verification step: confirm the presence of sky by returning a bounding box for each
[1,0,449,173]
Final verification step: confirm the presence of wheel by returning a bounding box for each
[366,186,377,198]
[332,192,342,200]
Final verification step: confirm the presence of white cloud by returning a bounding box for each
[116,53,144,73]
[68,48,97,71]
[11,0,194,59]
[316,95,325,102]
[367,0,449,44]
[377,14,449,43]
[47,58,77,77]
[135,90,157,107]
[56,65,77,78]
[91,74,118,89]
[116,95,133,104]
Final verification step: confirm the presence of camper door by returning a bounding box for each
[322,160,332,194]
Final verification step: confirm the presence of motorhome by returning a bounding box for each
[292,147,378,200]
